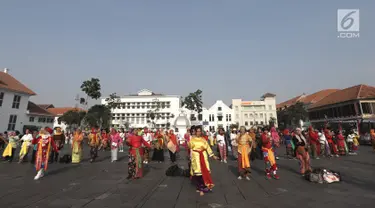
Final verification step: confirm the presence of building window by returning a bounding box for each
[0,92,4,107]
[12,95,21,109]
[245,121,248,126]
[229,114,232,121]
[226,114,229,121]
[38,117,46,123]
[29,117,35,122]
[244,114,248,118]
[218,107,222,111]
[218,115,223,121]
[260,113,263,118]
[8,115,17,131]
[255,121,258,125]
[268,105,272,110]
[235,106,238,111]
[198,114,203,121]
[250,121,254,125]
[261,121,264,125]
[211,114,215,121]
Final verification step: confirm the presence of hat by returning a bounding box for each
[45,127,53,135]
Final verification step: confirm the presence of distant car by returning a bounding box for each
[359,134,371,145]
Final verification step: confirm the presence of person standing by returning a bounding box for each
[126,129,151,179]
[167,129,178,163]
[188,126,219,196]
[318,130,330,157]
[142,128,152,164]
[283,129,294,159]
[152,129,165,163]
[119,128,125,153]
[88,127,101,163]
[71,129,84,164]
[2,132,20,163]
[261,128,279,180]
[33,127,59,180]
[110,128,121,162]
[230,129,238,160]
[293,128,312,176]
[370,129,375,152]
[19,129,33,163]
[308,127,320,159]
[270,127,280,160]
[216,128,227,163]
[336,130,347,156]
[50,127,65,163]
[101,129,109,151]
[236,126,252,180]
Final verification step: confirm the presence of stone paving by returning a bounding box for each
[0,145,374,208]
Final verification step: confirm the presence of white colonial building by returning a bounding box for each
[23,102,55,131]
[102,89,181,129]
[182,100,234,132]
[0,69,36,132]
[232,93,278,128]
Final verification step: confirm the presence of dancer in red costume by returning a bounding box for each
[33,127,58,180]
[308,126,320,159]
[261,128,279,180]
[325,129,338,157]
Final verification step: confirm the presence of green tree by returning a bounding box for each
[59,109,86,130]
[277,101,307,128]
[84,104,111,129]
[105,92,121,109]
[80,78,102,106]
[181,89,203,120]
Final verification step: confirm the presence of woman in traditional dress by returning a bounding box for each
[110,128,121,162]
[33,127,58,180]
[236,126,252,180]
[336,130,347,155]
[50,127,65,163]
[152,129,165,163]
[167,129,178,163]
[188,126,218,196]
[71,129,84,164]
[88,127,101,163]
[127,129,151,179]
[100,129,109,151]
[2,131,20,163]
[216,127,227,163]
[261,128,279,180]
[270,127,280,160]
[292,128,312,176]
[19,129,33,163]
[325,129,339,157]
[283,129,294,159]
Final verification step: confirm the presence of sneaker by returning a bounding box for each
[265,174,272,180]
[273,174,280,180]
[237,176,242,180]
[223,160,227,163]
[245,176,251,181]
[220,160,223,163]
[275,157,280,160]
[34,170,44,180]
[316,157,320,159]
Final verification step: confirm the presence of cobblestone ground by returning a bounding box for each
[0,145,374,208]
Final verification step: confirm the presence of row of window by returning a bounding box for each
[243,113,273,119]
[235,105,273,111]
[208,114,232,122]
[244,121,264,126]
[29,116,54,123]
[112,112,172,117]
[0,93,21,109]
[309,102,375,120]
[113,102,171,109]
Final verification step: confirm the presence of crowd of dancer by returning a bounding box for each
[1,124,375,197]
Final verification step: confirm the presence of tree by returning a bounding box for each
[105,92,121,109]
[59,109,86,130]
[277,101,307,128]
[269,117,277,127]
[81,78,102,102]
[84,104,111,129]
[181,89,203,120]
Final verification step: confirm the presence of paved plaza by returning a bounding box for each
[0,145,374,208]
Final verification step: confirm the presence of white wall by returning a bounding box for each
[23,114,54,130]
[0,89,30,132]
[102,94,181,129]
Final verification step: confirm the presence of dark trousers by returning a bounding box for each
[50,151,59,163]
[31,149,37,164]
[5,148,16,162]
[169,150,176,162]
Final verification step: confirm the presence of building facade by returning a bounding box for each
[232,93,277,128]
[308,84,375,133]
[102,89,181,129]
[0,69,36,132]
[23,102,55,132]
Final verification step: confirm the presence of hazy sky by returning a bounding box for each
[0,1,374,108]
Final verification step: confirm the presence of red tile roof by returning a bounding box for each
[309,85,375,109]
[37,104,55,109]
[0,71,36,95]
[47,107,85,116]
[27,102,55,116]
[277,89,339,109]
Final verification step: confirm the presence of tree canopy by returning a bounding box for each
[84,104,112,129]
[58,109,86,129]
[81,78,102,100]
[277,101,308,128]
[181,89,203,113]
[105,92,121,109]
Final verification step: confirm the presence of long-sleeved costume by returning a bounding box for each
[292,134,311,175]
[261,132,279,179]
[188,136,215,192]
[50,131,65,163]
[325,129,338,155]
[110,132,121,162]
[336,133,347,155]
[308,127,320,158]
[32,130,58,180]
[237,133,252,178]
[127,135,151,179]
[88,130,101,162]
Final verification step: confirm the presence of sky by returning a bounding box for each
[0,1,374,108]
